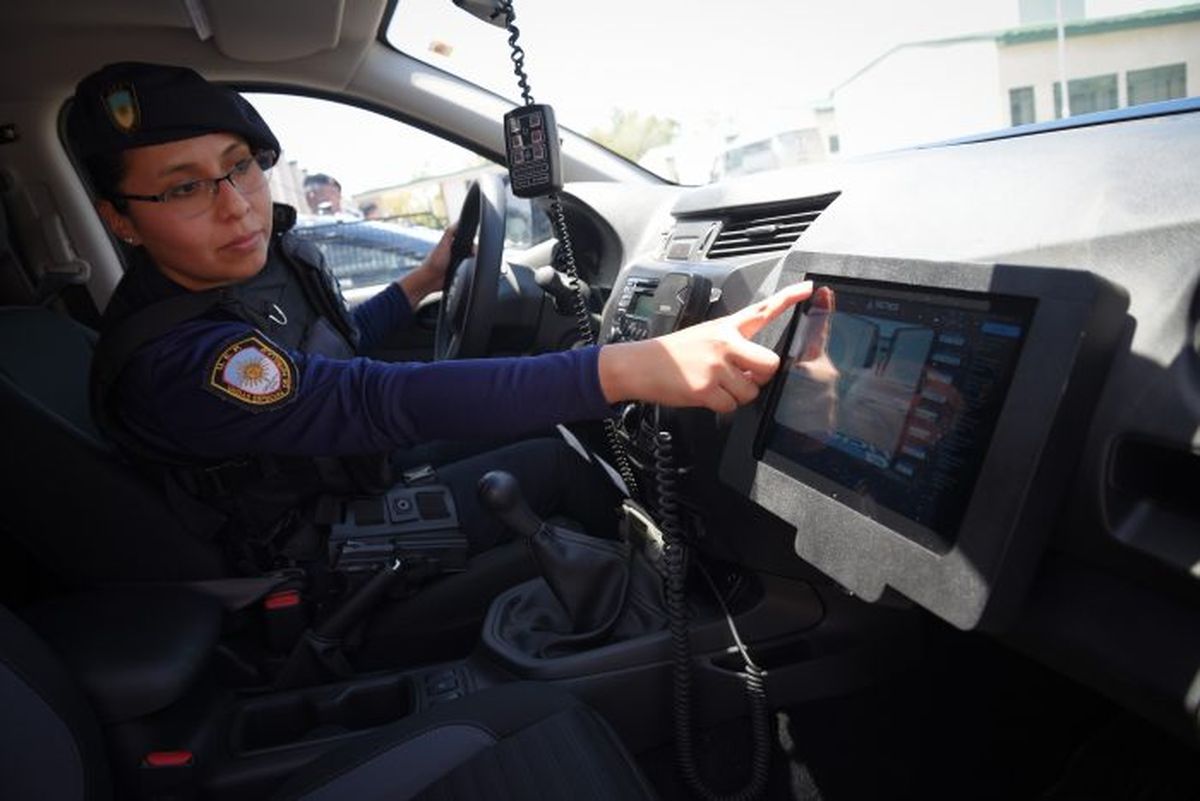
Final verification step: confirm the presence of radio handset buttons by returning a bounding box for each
[504,104,563,198]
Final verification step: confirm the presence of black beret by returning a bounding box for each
[67,61,279,159]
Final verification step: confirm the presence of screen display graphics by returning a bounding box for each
[761,277,1036,549]
[628,292,659,320]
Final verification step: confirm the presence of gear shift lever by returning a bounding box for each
[477,470,543,540]
[478,470,632,635]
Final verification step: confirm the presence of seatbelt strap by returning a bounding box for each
[92,290,224,397]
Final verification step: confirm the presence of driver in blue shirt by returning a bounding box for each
[69,62,812,564]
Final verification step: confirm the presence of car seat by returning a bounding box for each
[0,601,658,800]
[0,304,231,583]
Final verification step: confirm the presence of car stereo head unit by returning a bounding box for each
[609,275,660,342]
[721,252,1127,630]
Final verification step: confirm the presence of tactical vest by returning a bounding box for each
[91,205,394,555]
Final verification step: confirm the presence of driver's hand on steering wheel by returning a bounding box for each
[598,282,814,414]
[398,224,460,307]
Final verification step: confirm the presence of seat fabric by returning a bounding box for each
[0,306,228,582]
[21,588,223,723]
[0,605,111,801]
[2,598,657,801]
[273,682,658,801]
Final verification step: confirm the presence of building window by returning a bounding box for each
[1054,74,1118,118]
[828,135,840,154]
[1127,63,1187,107]
[1009,86,1036,126]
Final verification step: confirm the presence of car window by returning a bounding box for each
[246,93,552,301]
[387,0,1200,184]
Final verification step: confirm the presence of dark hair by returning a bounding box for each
[304,173,340,190]
[82,151,129,212]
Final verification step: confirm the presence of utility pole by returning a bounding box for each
[1056,0,1070,118]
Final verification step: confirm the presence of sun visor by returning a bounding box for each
[200,0,345,62]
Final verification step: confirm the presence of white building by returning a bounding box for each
[828,4,1200,156]
[266,158,308,213]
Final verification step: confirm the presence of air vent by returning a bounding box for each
[704,195,836,260]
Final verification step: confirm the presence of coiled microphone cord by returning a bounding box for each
[500,0,639,497]
[657,430,770,801]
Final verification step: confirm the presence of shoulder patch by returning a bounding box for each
[205,333,297,411]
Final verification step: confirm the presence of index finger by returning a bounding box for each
[800,285,836,361]
[733,281,814,339]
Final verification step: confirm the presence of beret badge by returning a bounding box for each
[103,84,140,134]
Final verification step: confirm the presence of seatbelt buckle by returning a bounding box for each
[139,750,195,799]
[262,588,308,654]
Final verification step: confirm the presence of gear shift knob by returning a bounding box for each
[479,470,653,638]
[477,470,544,539]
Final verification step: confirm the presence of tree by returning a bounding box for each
[589,109,679,163]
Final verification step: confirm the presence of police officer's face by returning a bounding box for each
[101,133,273,290]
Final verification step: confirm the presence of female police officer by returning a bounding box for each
[68,62,812,571]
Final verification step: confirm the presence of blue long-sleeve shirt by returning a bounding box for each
[113,278,614,461]
[351,281,413,351]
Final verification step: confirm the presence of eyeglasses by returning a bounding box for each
[115,150,278,219]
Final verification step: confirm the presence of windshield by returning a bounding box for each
[387,0,1200,184]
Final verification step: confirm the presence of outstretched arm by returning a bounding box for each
[597,282,813,413]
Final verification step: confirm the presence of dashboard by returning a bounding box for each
[3,2,1193,794]
[581,103,1200,743]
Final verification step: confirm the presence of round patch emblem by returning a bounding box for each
[207,335,296,409]
[223,347,283,395]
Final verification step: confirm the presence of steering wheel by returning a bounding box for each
[434,173,507,360]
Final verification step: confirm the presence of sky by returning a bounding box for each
[391,0,1185,129]
[393,0,1016,131]
[250,0,1192,195]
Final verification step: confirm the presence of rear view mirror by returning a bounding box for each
[451,0,507,28]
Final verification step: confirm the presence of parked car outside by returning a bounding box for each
[290,214,442,300]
